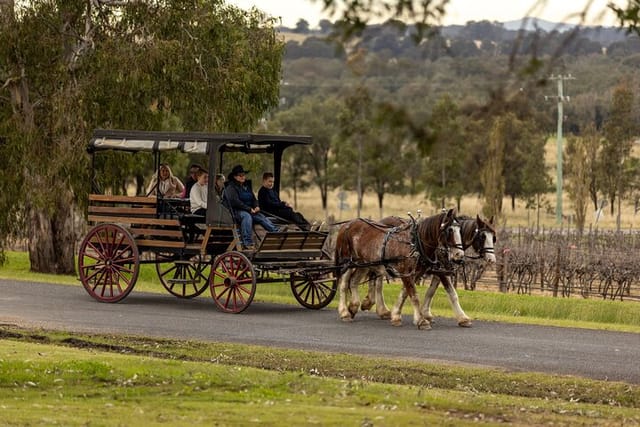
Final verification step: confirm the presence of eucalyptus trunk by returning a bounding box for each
[27,190,77,274]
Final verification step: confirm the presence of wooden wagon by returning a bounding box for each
[77,129,336,313]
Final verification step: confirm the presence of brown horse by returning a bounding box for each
[385,214,496,327]
[335,208,464,329]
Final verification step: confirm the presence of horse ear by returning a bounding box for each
[476,214,483,225]
[447,208,456,218]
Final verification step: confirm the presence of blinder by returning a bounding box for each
[472,226,496,255]
[440,218,464,252]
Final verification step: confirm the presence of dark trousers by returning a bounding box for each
[269,207,310,230]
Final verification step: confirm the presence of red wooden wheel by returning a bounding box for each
[156,253,211,298]
[290,272,337,309]
[209,251,256,313]
[78,223,139,303]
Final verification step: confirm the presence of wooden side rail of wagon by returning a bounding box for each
[87,194,185,249]
[87,194,238,253]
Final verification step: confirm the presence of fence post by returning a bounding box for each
[552,246,560,297]
[498,248,509,293]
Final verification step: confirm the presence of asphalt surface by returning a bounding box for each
[1,279,638,384]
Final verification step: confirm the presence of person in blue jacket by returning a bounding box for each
[222,165,278,250]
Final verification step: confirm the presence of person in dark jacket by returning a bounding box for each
[222,165,278,250]
[182,163,203,198]
[258,172,310,231]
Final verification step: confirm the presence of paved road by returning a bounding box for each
[1,279,638,384]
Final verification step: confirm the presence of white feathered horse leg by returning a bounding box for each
[440,274,472,327]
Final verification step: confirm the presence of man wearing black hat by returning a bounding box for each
[222,164,278,250]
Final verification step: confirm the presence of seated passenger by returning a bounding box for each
[189,168,208,216]
[146,163,185,198]
[214,173,225,199]
[223,165,278,250]
[182,163,203,198]
[258,172,311,231]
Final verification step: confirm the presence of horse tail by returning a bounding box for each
[334,221,355,275]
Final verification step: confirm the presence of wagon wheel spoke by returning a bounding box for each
[156,253,211,299]
[210,252,256,313]
[290,272,337,310]
[78,224,139,303]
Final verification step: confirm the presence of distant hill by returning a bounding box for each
[279,17,630,51]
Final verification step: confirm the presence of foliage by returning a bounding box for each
[318,0,450,41]
[0,0,283,271]
[270,95,344,212]
[422,94,469,210]
[480,114,510,218]
[564,134,592,232]
[335,85,374,214]
[600,82,637,220]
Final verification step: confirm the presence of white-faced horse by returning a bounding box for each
[383,214,496,326]
[334,208,464,329]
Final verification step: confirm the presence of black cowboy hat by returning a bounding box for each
[231,164,250,176]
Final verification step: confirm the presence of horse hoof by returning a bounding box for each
[348,304,359,317]
[361,300,373,311]
[340,316,354,323]
[458,319,473,327]
[390,318,402,327]
[379,311,391,320]
[417,322,432,331]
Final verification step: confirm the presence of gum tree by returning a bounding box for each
[0,0,283,272]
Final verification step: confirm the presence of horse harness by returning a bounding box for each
[464,223,496,260]
[346,216,462,279]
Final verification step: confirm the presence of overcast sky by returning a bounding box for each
[227,0,623,28]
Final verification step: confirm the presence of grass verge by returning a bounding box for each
[1,325,638,426]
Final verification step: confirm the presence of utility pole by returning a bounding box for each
[547,74,575,225]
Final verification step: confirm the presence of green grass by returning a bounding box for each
[2,251,640,333]
[1,327,638,426]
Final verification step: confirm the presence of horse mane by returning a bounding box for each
[416,210,449,254]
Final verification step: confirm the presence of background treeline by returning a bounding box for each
[264,18,640,234]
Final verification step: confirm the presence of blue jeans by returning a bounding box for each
[237,210,278,246]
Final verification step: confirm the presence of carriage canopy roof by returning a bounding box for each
[89,129,312,154]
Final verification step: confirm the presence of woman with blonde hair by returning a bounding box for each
[146,163,185,198]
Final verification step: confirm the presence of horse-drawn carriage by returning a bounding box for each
[78,129,336,313]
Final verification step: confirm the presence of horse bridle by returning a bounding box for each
[440,218,464,252]
[470,225,496,257]
[409,215,463,269]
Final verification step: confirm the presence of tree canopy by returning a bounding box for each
[0,0,284,271]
